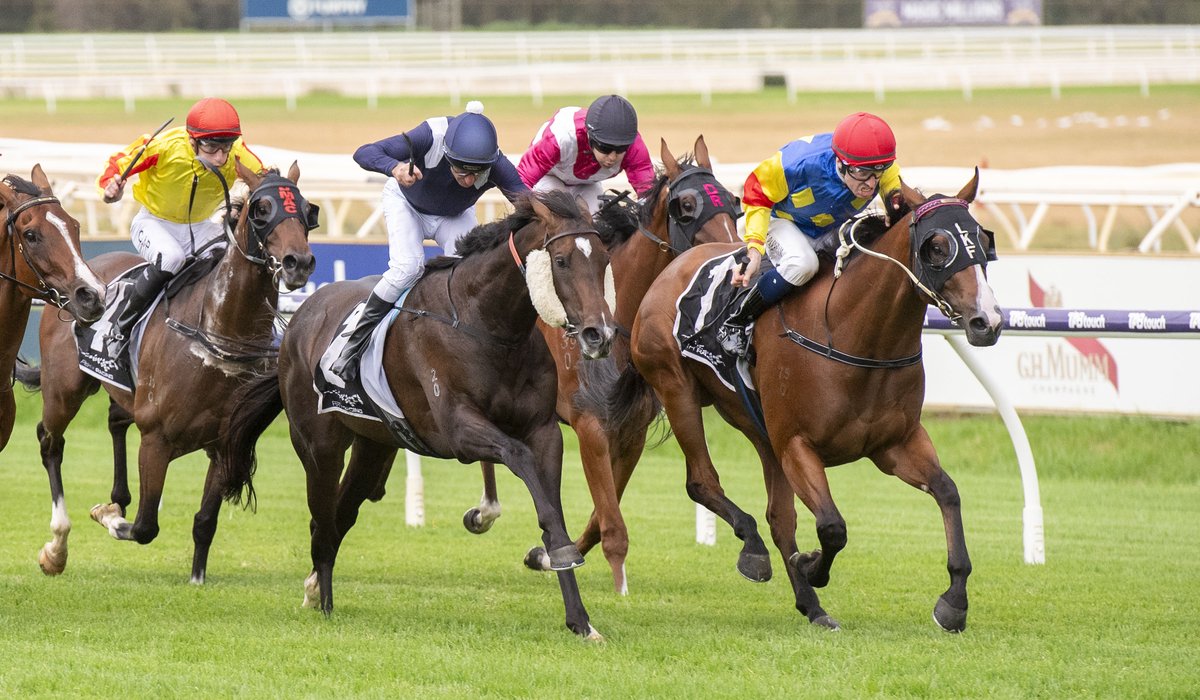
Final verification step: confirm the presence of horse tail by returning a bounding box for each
[13,357,41,390]
[218,369,283,508]
[575,356,661,439]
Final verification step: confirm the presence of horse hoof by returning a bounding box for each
[581,625,605,643]
[933,596,968,633]
[523,546,551,571]
[37,545,65,576]
[548,544,585,570]
[737,552,772,582]
[462,508,493,534]
[811,614,841,631]
[302,572,320,609]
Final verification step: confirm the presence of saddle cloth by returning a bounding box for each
[74,263,158,393]
[672,249,760,393]
[313,294,441,457]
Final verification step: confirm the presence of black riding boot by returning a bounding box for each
[102,265,173,359]
[717,269,796,356]
[330,293,393,383]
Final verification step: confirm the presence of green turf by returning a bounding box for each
[0,388,1196,698]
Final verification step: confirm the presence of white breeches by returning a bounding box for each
[530,173,605,217]
[131,207,225,274]
[373,179,479,303]
[738,216,820,287]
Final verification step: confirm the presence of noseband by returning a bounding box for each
[2,192,71,308]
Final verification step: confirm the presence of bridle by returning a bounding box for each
[833,197,995,325]
[1,192,71,309]
[228,176,319,283]
[638,165,740,254]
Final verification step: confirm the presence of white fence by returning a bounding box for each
[3,138,1198,254]
[1,26,1198,107]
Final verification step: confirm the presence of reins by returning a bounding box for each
[774,201,973,370]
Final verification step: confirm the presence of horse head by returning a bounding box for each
[0,164,105,322]
[900,169,1003,346]
[523,191,616,360]
[234,160,316,290]
[655,136,741,248]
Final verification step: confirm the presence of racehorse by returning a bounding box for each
[1,165,106,452]
[501,137,741,595]
[219,190,615,638]
[24,161,315,580]
[630,171,1002,631]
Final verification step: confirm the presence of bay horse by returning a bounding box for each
[24,160,315,580]
[219,190,615,638]
[630,171,1003,631]
[503,136,741,595]
[1,165,106,452]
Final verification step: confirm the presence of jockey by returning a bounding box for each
[96,97,263,359]
[517,94,655,214]
[331,101,530,383]
[718,112,904,356]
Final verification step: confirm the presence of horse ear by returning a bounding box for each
[574,194,591,221]
[287,160,301,184]
[235,158,261,190]
[693,135,711,170]
[31,163,53,194]
[955,167,980,203]
[901,180,924,208]
[530,194,553,224]
[660,139,681,180]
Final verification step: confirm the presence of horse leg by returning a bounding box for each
[0,392,13,452]
[189,450,225,585]
[777,435,846,591]
[34,375,96,575]
[656,375,771,582]
[92,434,173,544]
[464,461,501,534]
[874,426,972,633]
[334,438,397,550]
[107,398,134,515]
[758,443,837,630]
[296,421,349,615]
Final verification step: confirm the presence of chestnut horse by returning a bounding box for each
[507,137,741,595]
[220,191,615,638]
[631,172,1002,631]
[24,161,315,580]
[1,165,106,452]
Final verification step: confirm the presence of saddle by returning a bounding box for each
[313,294,441,458]
[73,253,223,393]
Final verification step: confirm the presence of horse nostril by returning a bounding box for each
[581,326,602,347]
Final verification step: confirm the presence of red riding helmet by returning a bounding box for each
[186,98,242,141]
[831,112,896,166]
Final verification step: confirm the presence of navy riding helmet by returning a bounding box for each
[444,104,500,172]
[585,95,638,147]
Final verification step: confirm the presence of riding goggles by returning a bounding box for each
[447,159,490,176]
[840,161,891,182]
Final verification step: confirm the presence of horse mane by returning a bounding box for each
[1,175,40,197]
[592,190,640,251]
[426,190,594,271]
[812,212,891,263]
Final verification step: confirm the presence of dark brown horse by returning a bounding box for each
[508,137,741,595]
[630,172,1002,631]
[1,165,106,451]
[220,190,615,638]
[24,161,315,579]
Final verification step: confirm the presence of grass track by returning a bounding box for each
[1,389,1197,697]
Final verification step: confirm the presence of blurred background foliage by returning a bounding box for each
[2,0,1198,32]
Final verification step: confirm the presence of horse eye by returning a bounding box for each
[553,254,569,269]
[682,198,697,213]
[23,228,40,244]
[922,233,953,266]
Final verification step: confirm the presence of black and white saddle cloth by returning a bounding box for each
[73,254,223,393]
[313,295,441,458]
[672,249,765,393]
[74,263,156,393]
